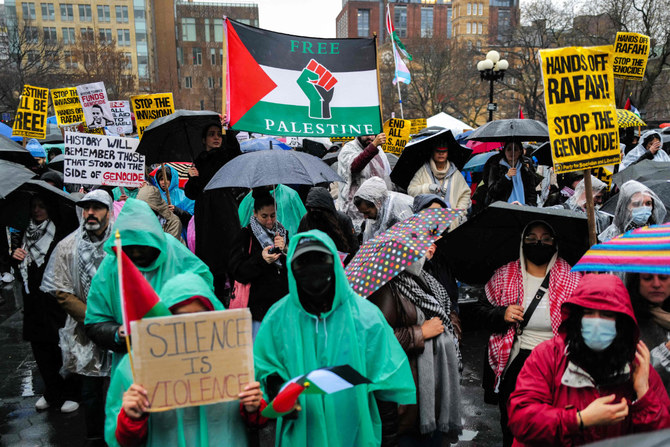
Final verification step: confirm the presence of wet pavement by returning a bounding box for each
[0,280,502,446]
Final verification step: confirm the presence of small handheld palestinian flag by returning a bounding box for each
[262,365,371,418]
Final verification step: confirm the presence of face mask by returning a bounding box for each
[581,317,617,351]
[523,243,556,266]
[631,206,652,225]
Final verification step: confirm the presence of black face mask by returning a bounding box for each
[523,243,556,266]
[292,253,335,315]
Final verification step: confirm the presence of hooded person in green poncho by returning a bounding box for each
[238,185,307,236]
[254,230,416,447]
[84,198,215,371]
[105,273,266,447]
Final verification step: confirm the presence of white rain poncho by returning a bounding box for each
[552,176,611,234]
[41,190,115,377]
[355,176,414,242]
[599,180,667,242]
[621,130,670,169]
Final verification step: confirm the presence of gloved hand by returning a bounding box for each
[429,184,441,194]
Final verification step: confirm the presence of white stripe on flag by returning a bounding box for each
[393,51,411,85]
[305,369,354,394]
[260,66,380,108]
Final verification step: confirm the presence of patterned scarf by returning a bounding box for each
[77,223,112,300]
[249,215,287,266]
[19,219,55,293]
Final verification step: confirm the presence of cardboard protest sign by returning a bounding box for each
[51,87,85,126]
[76,82,114,129]
[540,46,620,174]
[613,32,649,81]
[63,131,144,187]
[130,308,254,412]
[109,100,133,136]
[131,93,174,139]
[409,118,427,136]
[382,118,411,156]
[12,84,49,139]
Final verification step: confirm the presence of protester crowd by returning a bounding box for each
[2,118,670,447]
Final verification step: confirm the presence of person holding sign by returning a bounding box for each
[353,176,414,243]
[407,144,472,212]
[483,142,539,207]
[254,230,416,447]
[105,273,265,447]
[621,130,670,169]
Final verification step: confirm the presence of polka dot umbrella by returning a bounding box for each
[345,208,464,298]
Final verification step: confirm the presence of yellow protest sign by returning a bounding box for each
[51,87,85,126]
[409,118,427,136]
[613,32,649,81]
[382,118,411,156]
[130,308,254,412]
[12,84,49,139]
[540,46,620,174]
[131,93,175,139]
[593,164,615,189]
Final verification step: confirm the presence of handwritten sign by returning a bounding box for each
[540,46,620,174]
[109,100,133,136]
[51,87,84,126]
[613,32,649,81]
[131,93,174,139]
[76,82,114,129]
[130,309,254,412]
[63,131,144,187]
[12,84,49,139]
[382,118,411,156]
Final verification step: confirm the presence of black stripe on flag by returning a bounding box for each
[324,365,371,385]
[229,19,377,72]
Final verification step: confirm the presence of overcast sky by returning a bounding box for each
[252,0,343,38]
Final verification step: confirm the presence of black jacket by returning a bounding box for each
[483,153,539,207]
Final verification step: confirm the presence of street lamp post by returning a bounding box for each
[477,50,509,122]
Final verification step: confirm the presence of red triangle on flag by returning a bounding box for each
[226,20,278,126]
[624,98,631,110]
[113,246,170,334]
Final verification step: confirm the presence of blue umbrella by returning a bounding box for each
[240,136,291,152]
[462,151,497,172]
[0,122,22,142]
[455,130,473,145]
[46,115,58,124]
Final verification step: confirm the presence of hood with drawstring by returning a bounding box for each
[621,130,670,169]
[253,230,415,447]
[155,165,195,215]
[103,273,249,447]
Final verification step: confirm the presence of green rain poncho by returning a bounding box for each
[238,184,307,235]
[112,186,139,201]
[85,198,214,368]
[254,230,416,447]
[104,273,250,447]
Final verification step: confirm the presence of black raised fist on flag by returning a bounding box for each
[297,59,338,119]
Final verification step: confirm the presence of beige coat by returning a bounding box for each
[407,163,472,211]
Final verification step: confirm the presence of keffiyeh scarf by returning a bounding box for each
[249,216,287,266]
[20,219,55,293]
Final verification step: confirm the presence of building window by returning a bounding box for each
[466,3,471,15]
[479,3,483,15]
[467,40,473,50]
[446,6,452,38]
[421,7,433,38]
[123,52,132,70]
[80,27,94,41]
[98,28,112,43]
[135,31,146,44]
[207,77,214,89]
[210,48,216,65]
[43,26,57,42]
[176,47,183,65]
[200,100,205,110]
[62,27,75,44]
[357,9,369,37]
[22,2,36,20]
[117,29,130,46]
[115,5,128,23]
[40,3,54,20]
[218,77,222,88]
[184,76,192,89]
[192,47,202,65]
[394,5,407,38]
[204,18,210,42]
[26,26,39,42]
[214,19,223,42]
[97,5,110,22]
[476,40,482,51]
[218,48,223,65]
[478,22,483,34]
[78,4,91,22]
[60,3,73,21]
[497,9,511,41]
[466,22,471,34]
[63,50,77,68]
[134,7,144,20]
[182,18,196,41]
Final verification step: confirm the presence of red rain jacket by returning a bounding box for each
[508,274,670,446]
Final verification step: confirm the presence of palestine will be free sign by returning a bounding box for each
[12,85,49,139]
[540,46,620,174]
[225,18,381,137]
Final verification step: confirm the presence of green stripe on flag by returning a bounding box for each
[144,301,171,319]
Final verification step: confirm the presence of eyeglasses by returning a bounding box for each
[524,235,554,245]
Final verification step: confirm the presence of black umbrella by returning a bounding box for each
[204,150,343,190]
[0,135,38,168]
[48,154,65,173]
[136,110,221,165]
[299,138,329,159]
[529,142,552,166]
[0,179,78,234]
[322,148,341,166]
[613,160,670,187]
[390,128,472,191]
[584,428,670,447]
[0,160,38,199]
[37,123,64,144]
[437,201,590,285]
[600,179,670,217]
[467,119,549,143]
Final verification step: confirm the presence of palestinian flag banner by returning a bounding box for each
[262,365,371,418]
[224,18,382,138]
